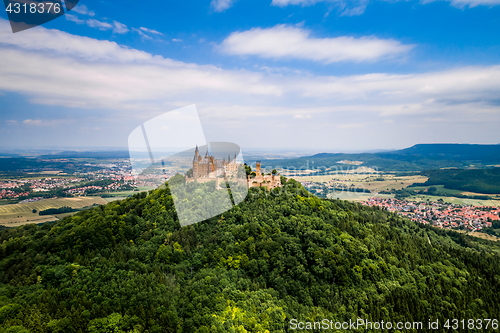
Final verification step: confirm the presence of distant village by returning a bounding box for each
[0,161,135,200]
[362,197,499,231]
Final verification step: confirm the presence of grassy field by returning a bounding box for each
[327,192,394,202]
[292,173,428,192]
[407,184,462,195]
[285,167,379,179]
[409,185,500,198]
[0,186,155,227]
[356,175,428,192]
[406,195,500,207]
[90,186,155,199]
[456,230,500,242]
[0,197,107,227]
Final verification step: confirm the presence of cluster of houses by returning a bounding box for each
[0,189,30,200]
[28,178,83,192]
[0,163,138,199]
[363,197,499,231]
[64,185,105,195]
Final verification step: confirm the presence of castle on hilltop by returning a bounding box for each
[247,161,281,190]
[185,147,281,190]
[186,146,240,184]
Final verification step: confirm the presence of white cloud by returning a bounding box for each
[272,0,500,13]
[0,21,152,62]
[23,119,42,125]
[71,4,95,16]
[444,0,500,7]
[271,0,321,6]
[86,19,113,31]
[65,14,85,24]
[66,5,129,34]
[172,39,183,42]
[272,0,369,15]
[340,4,367,16]
[22,119,71,126]
[66,15,129,35]
[220,25,414,63]
[113,21,129,34]
[133,28,153,39]
[211,0,237,12]
[293,66,500,107]
[140,27,163,35]
[0,19,281,111]
[293,114,312,118]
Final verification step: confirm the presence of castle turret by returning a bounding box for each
[193,146,200,178]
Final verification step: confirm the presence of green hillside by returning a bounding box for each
[0,179,499,332]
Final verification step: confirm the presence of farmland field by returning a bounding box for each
[406,195,500,207]
[0,197,107,215]
[357,176,428,192]
[456,230,500,242]
[327,192,394,202]
[292,173,428,192]
[0,197,107,227]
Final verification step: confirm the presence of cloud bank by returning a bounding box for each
[0,19,499,148]
[220,25,414,63]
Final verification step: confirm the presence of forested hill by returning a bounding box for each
[262,143,500,171]
[1,179,500,332]
[393,143,500,162]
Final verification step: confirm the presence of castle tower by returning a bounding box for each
[193,145,200,178]
[256,161,261,176]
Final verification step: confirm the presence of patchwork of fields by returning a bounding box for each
[0,197,108,227]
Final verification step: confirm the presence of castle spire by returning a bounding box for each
[194,145,199,161]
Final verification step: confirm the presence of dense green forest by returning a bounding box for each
[0,178,499,332]
[38,207,78,216]
[422,168,500,194]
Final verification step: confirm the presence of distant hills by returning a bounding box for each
[2,143,500,172]
[39,151,131,159]
[262,143,500,171]
[391,143,500,162]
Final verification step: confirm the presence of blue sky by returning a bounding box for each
[0,0,499,151]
